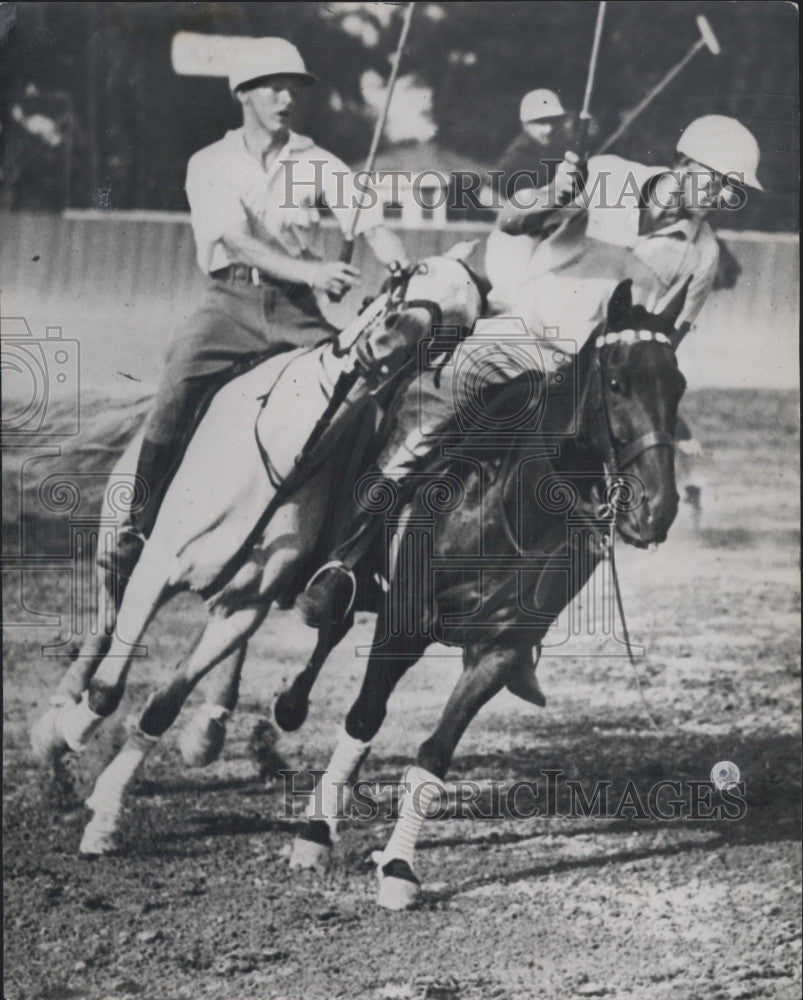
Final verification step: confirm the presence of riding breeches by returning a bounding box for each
[143,277,334,446]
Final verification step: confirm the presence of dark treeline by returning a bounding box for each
[1,1,798,230]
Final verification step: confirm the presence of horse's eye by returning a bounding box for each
[608,378,623,394]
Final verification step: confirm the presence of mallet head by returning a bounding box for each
[696,15,721,56]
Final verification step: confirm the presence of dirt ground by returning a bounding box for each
[3,389,801,1000]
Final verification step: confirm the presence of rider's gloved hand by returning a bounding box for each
[554,151,588,205]
[309,261,360,296]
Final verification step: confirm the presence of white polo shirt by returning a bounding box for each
[507,155,720,346]
[186,128,386,275]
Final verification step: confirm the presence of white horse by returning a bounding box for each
[30,250,486,856]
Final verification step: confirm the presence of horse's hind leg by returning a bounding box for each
[289,621,425,871]
[375,641,529,910]
[178,643,247,767]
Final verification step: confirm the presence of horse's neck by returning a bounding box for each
[512,352,605,517]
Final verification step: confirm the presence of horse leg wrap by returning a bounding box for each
[374,765,443,908]
[374,765,443,909]
[289,727,370,871]
[80,729,158,856]
[30,693,79,764]
[58,692,105,753]
[304,726,372,834]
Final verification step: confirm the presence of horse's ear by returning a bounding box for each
[607,279,633,329]
[660,277,691,332]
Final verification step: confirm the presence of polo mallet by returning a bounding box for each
[560,0,607,201]
[577,1,607,156]
[596,15,720,154]
[329,0,416,300]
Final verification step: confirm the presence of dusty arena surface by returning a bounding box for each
[3,389,801,1000]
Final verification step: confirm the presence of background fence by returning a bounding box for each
[1,211,798,390]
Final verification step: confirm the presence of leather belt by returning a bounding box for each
[211,264,282,287]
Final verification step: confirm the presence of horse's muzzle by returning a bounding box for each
[618,490,679,548]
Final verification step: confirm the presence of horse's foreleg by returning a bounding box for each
[274,616,352,733]
[79,599,269,856]
[375,642,528,910]
[30,632,112,765]
[31,559,119,762]
[289,622,424,871]
[179,643,247,767]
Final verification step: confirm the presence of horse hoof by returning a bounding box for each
[274,691,309,733]
[289,821,332,871]
[374,856,421,911]
[179,705,229,767]
[30,702,72,767]
[79,812,120,856]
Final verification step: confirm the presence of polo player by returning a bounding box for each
[485,87,570,311]
[102,37,409,583]
[300,115,763,627]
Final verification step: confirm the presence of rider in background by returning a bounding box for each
[495,89,571,199]
[501,115,762,343]
[484,88,570,312]
[102,37,408,582]
[299,115,763,627]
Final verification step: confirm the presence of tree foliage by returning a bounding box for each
[1,1,797,229]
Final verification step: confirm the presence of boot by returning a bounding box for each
[297,561,358,629]
[97,438,178,582]
[297,476,397,629]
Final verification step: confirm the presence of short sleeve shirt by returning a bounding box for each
[185,128,386,274]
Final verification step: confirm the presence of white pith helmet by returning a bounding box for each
[519,89,565,124]
[228,37,315,93]
[676,115,763,190]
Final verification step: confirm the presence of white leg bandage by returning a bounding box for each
[58,692,105,752]
[305,727,371,835]
[85,729,158,816]
[383,765,444,868]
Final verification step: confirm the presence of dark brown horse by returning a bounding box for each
[284,278,689,909]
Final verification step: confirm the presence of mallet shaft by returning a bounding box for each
[344,1,416,249]
[597,40,704,155]
[581,1,607,120]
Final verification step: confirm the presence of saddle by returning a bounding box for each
[180,340,301,458]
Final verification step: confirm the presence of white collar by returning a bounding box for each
[227,127,315,165]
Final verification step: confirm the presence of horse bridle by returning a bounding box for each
[592,328,677,481]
